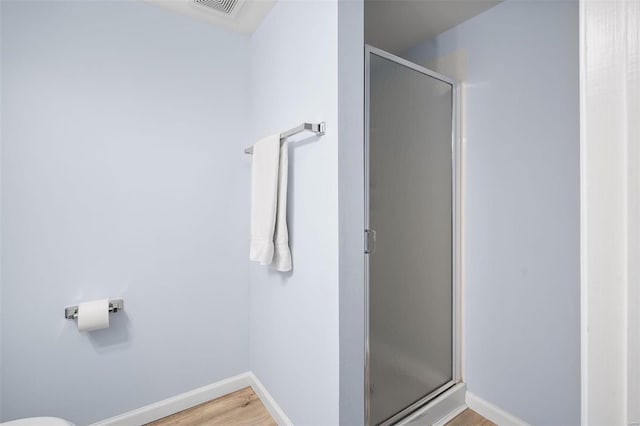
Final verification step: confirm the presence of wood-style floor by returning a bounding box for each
[445,409,496,426]
[146,387,276,426]
[147,387,492,426]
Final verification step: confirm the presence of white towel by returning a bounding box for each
[271,140,292,271]
[250,134,280,265]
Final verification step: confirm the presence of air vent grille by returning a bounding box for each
[193,0,239,15]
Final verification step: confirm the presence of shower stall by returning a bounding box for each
[365,46,461,425]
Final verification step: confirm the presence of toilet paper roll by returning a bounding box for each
[77,299,110,332]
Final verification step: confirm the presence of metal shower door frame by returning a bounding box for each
[364,45,462,426]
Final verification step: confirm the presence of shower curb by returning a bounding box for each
[396,383,466,426]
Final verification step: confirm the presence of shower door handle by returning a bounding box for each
[365,229,377,254]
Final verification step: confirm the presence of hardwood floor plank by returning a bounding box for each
[146,387,276,426]
[445,408,496,426]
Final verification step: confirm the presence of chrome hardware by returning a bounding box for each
[365,229,376,254]
[65,299,124,320]
[244,122,326,154]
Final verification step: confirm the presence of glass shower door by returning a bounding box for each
[365,46,457,425]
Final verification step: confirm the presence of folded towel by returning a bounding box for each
[250,134,280,265]
[271,140,292,271]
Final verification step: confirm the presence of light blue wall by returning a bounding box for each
[248,1,340,424]
[338,0,365,424]
[0,1,3,420]
[0,1,250,423]
[406,1,580,424]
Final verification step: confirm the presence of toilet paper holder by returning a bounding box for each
[64,299,124,320]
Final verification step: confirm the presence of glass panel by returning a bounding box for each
[368,52,454,424]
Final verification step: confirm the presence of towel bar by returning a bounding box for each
[244,122,326,154]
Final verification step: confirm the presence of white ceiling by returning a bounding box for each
[365,0,501,54]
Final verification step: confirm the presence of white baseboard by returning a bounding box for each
[399,383,467,426]
[248,372,293,426]
[92,371,291,426]
[465,392,529,426]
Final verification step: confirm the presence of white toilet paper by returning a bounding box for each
[77,299,110,332]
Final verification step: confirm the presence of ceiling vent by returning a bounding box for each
[193,0,245,18]
[145,0,275,34]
